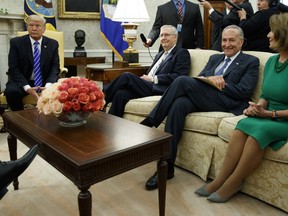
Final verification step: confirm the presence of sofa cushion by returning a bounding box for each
[124,96,162,116]
[218,115,288,164]
[218,114,245,142]
[125,100,235,136]
[183,112,234,135]
[124,95,235,135]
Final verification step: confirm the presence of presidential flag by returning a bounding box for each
[24,0,57,31]
[100,0,128,60]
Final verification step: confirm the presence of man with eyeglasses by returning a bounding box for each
[143,0,204,51]
[4,14,59,111]
[103,25,190,117]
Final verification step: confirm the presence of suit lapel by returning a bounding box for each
[168,1,178,22]
[41,36,48,68]
[183,0,190,22]
[155,47,178,74]
[211,54,225,76]
[147,51,164,74]
[161,47,175,65]
[24,35,33,65]
[224,52,243,77]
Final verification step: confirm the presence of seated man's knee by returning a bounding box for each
[122,72,133,78]
[173,76,193,86]
[113,89,130,100]
[4,87,17,97]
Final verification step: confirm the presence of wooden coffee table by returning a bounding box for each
[3,109,171,216]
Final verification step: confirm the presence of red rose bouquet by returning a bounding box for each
[37,77,105,117]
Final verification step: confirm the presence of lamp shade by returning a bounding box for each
[112,0,150,22]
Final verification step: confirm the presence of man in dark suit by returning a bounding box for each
[200,0,254,51]
[103,25,190,117]
[141,25,260,190]
[5,14,59,111]
[144,0,204,50]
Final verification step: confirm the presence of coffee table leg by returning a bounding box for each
[7,133,19,190]
[157,159,167,216]
[78,186,92,216]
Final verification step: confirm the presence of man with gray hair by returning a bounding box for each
[103,25,190,117]
[141,25,260,190]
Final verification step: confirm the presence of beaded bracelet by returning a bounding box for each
[271,110,278,120]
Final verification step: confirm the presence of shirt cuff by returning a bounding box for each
[153,75,158,84]
[209,8,214,15]
[45,83,52,88]
[23,85,31,91]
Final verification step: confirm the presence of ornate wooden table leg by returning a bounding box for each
[157,158,167,216]
[0,106,8,133]
[78,186,92,216]
[7,133,19,190]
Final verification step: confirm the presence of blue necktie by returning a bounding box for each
[33,41,42,87]
[215,58,231,76]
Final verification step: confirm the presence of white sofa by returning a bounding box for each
[110,49,288,212]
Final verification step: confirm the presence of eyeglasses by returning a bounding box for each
[160,33,175,38]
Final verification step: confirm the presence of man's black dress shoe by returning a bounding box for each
[0,144,39,199]
[145,166,174,191]
[0,188,8,199]
[140,117,155,127]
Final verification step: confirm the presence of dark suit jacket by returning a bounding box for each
[221,1,254,28]
[148,0,204,50]
[239,8,280,52]
[7,34,60,88]
[198,52,259,115]
[210,1,254,31]
[147,46,190,94]
[278,2,288,12]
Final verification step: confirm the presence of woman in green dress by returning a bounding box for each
[195,12,288,203]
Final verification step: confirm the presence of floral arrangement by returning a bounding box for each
[37,77,105,117]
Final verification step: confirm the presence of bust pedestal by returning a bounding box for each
[123,52,139,64]
[73,47,87,57]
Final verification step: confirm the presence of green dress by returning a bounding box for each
[236,54,288,150]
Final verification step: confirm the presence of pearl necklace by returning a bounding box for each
[274,55,288,73]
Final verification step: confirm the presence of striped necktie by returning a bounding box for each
[33,41,42,87]
[177,0,184,24]
[215,58,231,76]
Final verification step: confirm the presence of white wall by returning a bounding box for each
[1,0,258,62]
[0,35,8,90]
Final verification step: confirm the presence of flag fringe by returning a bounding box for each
[100,31,123,61]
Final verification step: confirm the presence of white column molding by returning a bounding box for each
[0,13,24,91]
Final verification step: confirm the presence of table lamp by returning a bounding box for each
[112,0,150,64]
